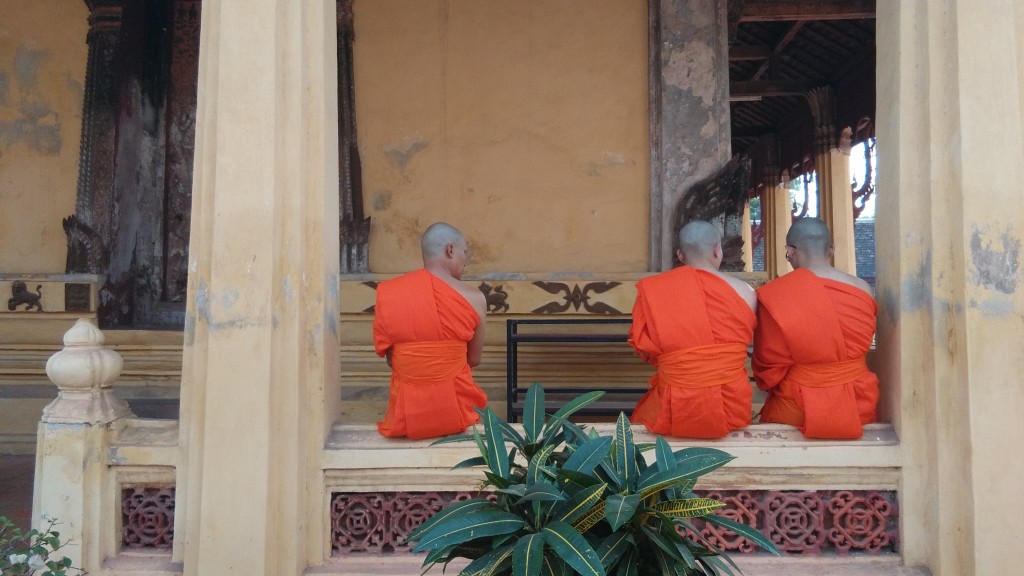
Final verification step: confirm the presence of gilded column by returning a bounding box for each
[806,86,856,274]
[759,135,791,278]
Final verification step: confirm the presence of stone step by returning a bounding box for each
[308,555,929,576]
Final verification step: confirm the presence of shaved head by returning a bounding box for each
[786,217,832,256]
[678,220,722,261]
[421,222,465,262]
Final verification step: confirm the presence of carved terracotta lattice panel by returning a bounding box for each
[330,492,489,554]
[331,490,897,556]
[121,487,175,549]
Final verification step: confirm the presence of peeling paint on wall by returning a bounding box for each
[901,250,933,312]
[373,189,393,211]
[13,46,47,91]
[384,138,428,170]
[969,225,1020,294]
[0,47,62,155]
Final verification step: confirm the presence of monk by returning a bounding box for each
[373,222,488,439]
[753,217,878,439]
[629,220,758,438]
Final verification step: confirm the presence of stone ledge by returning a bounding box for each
[101,419,901,490]
[324,423,900,491]
[308,555,928,576]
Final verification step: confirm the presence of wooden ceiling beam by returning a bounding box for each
[750,21,805,81]
[730,44,772,61]
[732,126,777,139]
[739,0,876,22]
[731,80,812,99]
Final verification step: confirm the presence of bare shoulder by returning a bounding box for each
[722,274,758,311]
[457,281,487,312]
[819,268,874,298]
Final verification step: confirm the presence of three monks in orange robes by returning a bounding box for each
[630,220,758,438]
[753,217,879,439]
[373,222,488,439]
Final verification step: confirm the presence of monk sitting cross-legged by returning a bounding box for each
[753,217,879,439]
[630,220,758,439]
[373,222,488,440]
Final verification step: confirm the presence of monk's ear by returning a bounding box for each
[445,243,455,258]
[675,249,686,265]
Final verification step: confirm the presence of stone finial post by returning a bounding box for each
[42,318,132,424]
[34,318,133,571]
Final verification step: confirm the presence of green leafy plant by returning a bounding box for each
[0,516,85,576]
[408,384,780,576]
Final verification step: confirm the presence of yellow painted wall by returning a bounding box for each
[354,0,649,273]
[0,2,87,273]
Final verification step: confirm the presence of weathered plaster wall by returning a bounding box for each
[0,2,87,273]
[354,0,649,273]
[877,3,1024,575]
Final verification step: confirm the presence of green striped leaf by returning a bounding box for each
[653,436,678,499]
[563,436,612,476]
[595,530,633,569]
[484,471,512,489]
[652,497,725,518]
[482,544,515,576]
[701,554,738,576]
[613,549,637,576]
[637,454,734,499]
[430,433,476,446]
[655,436,676,472]
[407,498,492,542]
[517,483,565,504]
[542,521,606,576]
[412,510,524,553]
[570,501,606,533]
[545,391,605,431]
[493,414,525,447]
[541,553,571,576]
[452,456,488,470]
[482,409,510,479]
[528,444,556,485]
[523,384,545,443]
[603,493,639,531]
[613,414,637,490]
[556,482,607,525]
[704,513,781,556]
[513,532,545,576]
[496,484,527,498]
[673,531,698,570]
[640,525,684,563]
[459,545,510,576]
[557,469,601,494]
[562,420,591,444]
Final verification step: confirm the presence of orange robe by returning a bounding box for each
[373,269,487,439]
[629,267,756,439]
[753,268,879,439]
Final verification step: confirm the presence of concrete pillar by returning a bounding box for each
[34,318,133,570]
[175,0,340,574]
[876,2,1024,575]
[807,87,856,274]
[649,0,731,270]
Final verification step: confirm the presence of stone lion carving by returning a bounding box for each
[8,281,44,312]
